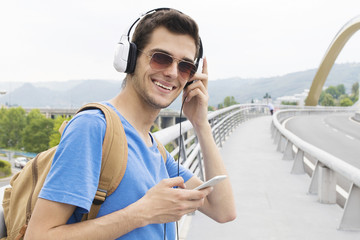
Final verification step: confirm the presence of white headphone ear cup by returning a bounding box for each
[113,37,130,72]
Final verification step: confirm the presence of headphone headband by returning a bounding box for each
[113,8,203,74]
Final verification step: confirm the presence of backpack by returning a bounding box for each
[1,103,167,240]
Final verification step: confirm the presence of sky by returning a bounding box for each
[0,0,360,85]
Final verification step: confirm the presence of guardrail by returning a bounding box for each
[0,103,269,239]
[271,107,360,231]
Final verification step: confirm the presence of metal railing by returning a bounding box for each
[271,107,360,231]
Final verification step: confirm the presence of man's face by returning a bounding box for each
[130,26,197,109]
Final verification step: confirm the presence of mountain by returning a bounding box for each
[0,63,359,110]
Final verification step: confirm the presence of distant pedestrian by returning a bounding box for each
[268,102,274,115]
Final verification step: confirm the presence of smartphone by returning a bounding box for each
[193,175,227,190]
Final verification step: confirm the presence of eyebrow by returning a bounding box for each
[149,48,195,63]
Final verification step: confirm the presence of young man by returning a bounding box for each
[25,9,236,240]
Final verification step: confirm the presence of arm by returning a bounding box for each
[182,57,236,223]
[25,177,212,240]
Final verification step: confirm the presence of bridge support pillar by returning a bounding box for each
[318,165,336,204]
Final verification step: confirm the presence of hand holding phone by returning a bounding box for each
[193,175,227,190]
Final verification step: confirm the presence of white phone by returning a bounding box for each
[194,175,227,190]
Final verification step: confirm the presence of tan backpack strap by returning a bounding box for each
[154,137,167,163]
[58,120,69,136]
[77,103,128,220]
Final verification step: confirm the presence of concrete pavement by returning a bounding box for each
[186,115,360,240]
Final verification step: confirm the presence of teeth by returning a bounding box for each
[154,81,172,90]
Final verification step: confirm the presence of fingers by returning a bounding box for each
[160,176,186,189]
[141,177,212,223]
[183,57,208,103]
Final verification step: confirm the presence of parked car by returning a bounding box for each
[14,157,29,169]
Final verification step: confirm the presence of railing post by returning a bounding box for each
[282,140,294,160]
[318,165,336,204]
[276,134,286,153]
[291,149,305,174]
[339,183,360,230]
[309,161,321,194]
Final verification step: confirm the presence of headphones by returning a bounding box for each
[113,8,203,74]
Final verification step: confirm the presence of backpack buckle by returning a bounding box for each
[93,188,107,205]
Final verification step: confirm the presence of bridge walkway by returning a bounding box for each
[186,115,360,240]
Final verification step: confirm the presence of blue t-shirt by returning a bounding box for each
[39,103,193,239]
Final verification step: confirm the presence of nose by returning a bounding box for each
[163,61,179,79]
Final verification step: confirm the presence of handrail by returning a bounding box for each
[271,107,360,231]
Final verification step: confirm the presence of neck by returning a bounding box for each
[109,88,160,146]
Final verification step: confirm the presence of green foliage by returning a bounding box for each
[325,86,340,99]
[165,143,175,154]
[351,82,359,96]
[150,124,160,133]
[0,107,69,153]
[281,101,298,106]
[223,96,238,107]
[318,83,358,106]
[336,84,346,96]
[22,109,54,153]
[263,93,271,99]
[0,159,12,178]
[340,97,353,106]
[218,96,238,109]
[49,116,72,147]
[321,93,335,106]
[0,107,26,148]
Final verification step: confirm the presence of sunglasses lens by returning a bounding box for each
[150,52,173,69]
[178,62,196,79]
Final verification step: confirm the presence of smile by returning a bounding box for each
[154,81,174,91]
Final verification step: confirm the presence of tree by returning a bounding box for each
[336,84,346,96]
[22,109,54,153]
[351,82,359,96]
[223,96,238,107]
[263,93,271,99]
[0,107,26,148]
[318,91,326,105]
[325,86,340,99]
[49,116,72,148]
[208,106,215,111]
[350,82,359,103]
[321,93,335,106]
[340,97,353,106]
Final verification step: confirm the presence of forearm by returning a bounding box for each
[51,205,145,239]
[194,122,236,222]
[25,199,147,240]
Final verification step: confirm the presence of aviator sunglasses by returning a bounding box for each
[139,50,197,80]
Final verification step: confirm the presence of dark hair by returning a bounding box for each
[132,9,201,59]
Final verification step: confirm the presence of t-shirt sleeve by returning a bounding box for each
[165,151,193,182]
[39,109,106,213]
